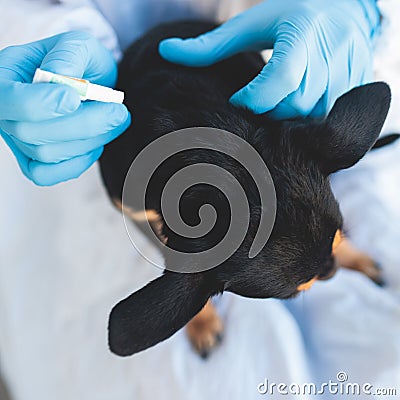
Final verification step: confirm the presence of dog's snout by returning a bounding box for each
[317,258,339,281]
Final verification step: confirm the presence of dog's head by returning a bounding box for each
[108,82,390,356]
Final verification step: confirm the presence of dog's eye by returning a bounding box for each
[297,277,317,292]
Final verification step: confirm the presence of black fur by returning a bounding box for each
[99,21,391,356]
[108,271,213,356]
[372,133,400,150]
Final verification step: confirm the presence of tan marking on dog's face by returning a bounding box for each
[112,198,123,211]
[332,229,343,253]
[297,277,317,292]
[112,198,166,243]
[112,198,159,222]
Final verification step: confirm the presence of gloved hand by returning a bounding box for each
[0,31,131,186]
[159,0,380,119]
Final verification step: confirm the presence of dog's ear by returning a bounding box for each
[108,271,213,356]
[311,82,391,175]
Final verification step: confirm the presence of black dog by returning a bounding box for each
[99,21,393,357]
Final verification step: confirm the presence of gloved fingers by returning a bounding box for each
[0,80,81,122]
[0,31,116,91]
[8,115,130,164]
[346,30,374,88]
[0,31,118,124]
[310,32,373,118]
[0,101,130,143]
[28,148,103,186]
[267,42,329,119]
[38,31,117,87]
[229,35,308,114]
[0,43,47,83]
[0,36,92,122]
[1,130,103,186]
[159,6,274,67]
[267,70,329,119]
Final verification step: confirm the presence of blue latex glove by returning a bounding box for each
[159,0,380,118]
[0,31,131,186]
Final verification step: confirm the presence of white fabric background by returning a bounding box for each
[0,1,399,399]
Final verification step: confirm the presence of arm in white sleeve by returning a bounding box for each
[0,0,121,60]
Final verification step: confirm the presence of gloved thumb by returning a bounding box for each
[159,17,266,67]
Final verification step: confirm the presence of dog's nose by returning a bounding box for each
[318,260,339,281]
[317,266,338,281]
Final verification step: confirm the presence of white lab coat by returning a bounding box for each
[1,1,400,400]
